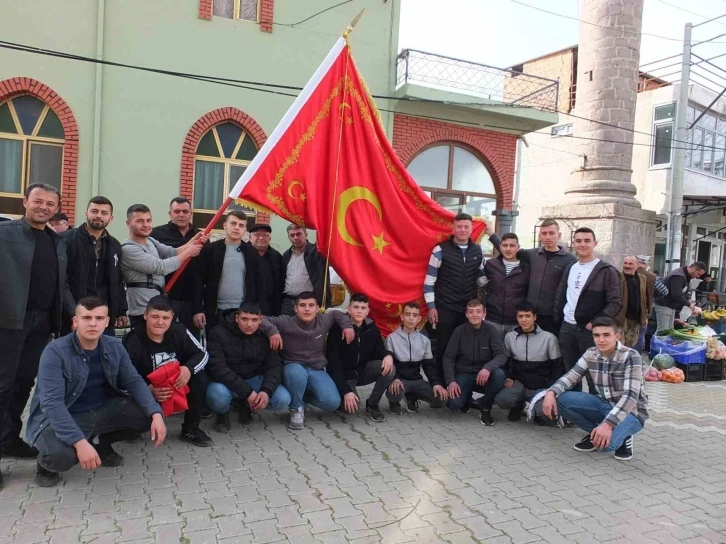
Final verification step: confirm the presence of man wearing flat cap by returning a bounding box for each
[249,224,284,316]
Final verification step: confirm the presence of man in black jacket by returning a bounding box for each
[653,262,706,332]
[150,197,201,336]
[193,211,263,331]
[205,302,290,432]
[63,196,127,335]
[424,214,492,379]
[484,232,530,338]
[326,293,395,422]
[123,296,211,448]
[554,227,622,392]
[443,299,507,426]
[281,225,331,315]
[249,224,284,316]
[0,183,75,468]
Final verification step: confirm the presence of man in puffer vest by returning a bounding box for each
[495,301,563,422]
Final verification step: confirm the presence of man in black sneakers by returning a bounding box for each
[205,302,290,431]
[26,297,166,487]
[326,293,395,422]
[542,317,648,461]
[124,296,211,447]
[443,299,506,426]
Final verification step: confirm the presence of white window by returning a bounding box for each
[551,123,573,137]
[685,105,726,178]
[652,103,675,166]
[213,0,258,22]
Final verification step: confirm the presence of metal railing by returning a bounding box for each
[396,49,559,111]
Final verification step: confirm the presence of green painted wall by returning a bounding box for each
[0,0,400,241]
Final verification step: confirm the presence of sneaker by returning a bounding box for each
[366,402,385,422]
[238,403,253,425]
[389,402,402,415]
[2,440,39,459]
[96,443,125,467]
[614,436,633,461]
[405,397,419,414]
[479,409,494,426]
[507,408,523,422]
[573,434,596,452]
[289,408,305,430]
[179,428,213,448]
[214,413,230,433]
[34,464,61,487]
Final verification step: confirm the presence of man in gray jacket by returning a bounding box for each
[260,291,354,430]
[26,297,166,488]
[0,183,75,472]
[121,204,205,329]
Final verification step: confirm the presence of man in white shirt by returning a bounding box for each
[553,227,622,392]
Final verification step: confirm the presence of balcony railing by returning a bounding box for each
[396,49,559,111]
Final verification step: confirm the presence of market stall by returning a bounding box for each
[647,322,726,383]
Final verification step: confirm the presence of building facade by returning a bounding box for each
[1,0,556,255]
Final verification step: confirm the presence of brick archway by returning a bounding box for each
[0,77,79,218]
[392,113,517,209]
[179,107,269,221]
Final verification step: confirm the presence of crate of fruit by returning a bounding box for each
[651,335,706,364]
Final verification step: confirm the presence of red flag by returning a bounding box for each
[232,38,486,335]
[147,361,189,417]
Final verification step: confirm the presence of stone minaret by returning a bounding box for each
[542,0,656,264]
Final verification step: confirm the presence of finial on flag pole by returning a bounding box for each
[343,9,365,39]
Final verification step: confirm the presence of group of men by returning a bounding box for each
[0,184,705,489]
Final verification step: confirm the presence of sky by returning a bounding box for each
[398,0,726,83]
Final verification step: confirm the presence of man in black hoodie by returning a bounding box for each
[205,302,290,432]
[326,293,395,423]
[554,227,622,393]
[123,296,211,447]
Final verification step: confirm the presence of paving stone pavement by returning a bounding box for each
[1,381,725,544]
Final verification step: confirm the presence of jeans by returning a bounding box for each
[536,315,561,337]
[434,307,467,379]
[182,370,209,433]
[283,363,341,411]
[621,318,641,348]
[385,378,445,407]
[634,325,646,353]
[171,299,200,339]
[556,391,644,452]
[654,305,675,333]
[281,297,296,317]
[206,377,291,413]
[0,310,52,450]
[345,360,395,407]
[34,397,151,473]
[446,368,506,411]
[558,322,596,393]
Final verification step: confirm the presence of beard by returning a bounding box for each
[88,219,109,230]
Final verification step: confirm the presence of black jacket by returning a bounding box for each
[484,257,530,324]
[150,222,200,302]
[326,319,393,396]
[194,239,264,318]
[434,237,483,312]
[655,267,691,311]
[206,314,282,399]
[554,260,623,326]
[281,242,331,308]
[442,321,507,385]
[123,322,208,381]
[63,225,127,320]
[0,218,74,332]
[254,244,284,316]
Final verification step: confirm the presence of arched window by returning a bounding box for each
[193,121,258,228]
[0,95,65,215]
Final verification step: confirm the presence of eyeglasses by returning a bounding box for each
[253,233,271,238]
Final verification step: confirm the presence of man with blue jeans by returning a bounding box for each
[542,316,648,461]
[444,300,507,426]
[205,302,291,432]
[260,291,354,430]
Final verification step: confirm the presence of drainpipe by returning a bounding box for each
[511,136,528,234]
[91,0,106,196]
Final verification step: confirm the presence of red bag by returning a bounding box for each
[147,361,189,417]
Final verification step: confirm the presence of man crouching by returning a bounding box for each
[26,297,166,487]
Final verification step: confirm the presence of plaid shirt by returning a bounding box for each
[549,342,649,427]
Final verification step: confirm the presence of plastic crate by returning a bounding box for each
[676,362,704,382]
[704,359,725,381]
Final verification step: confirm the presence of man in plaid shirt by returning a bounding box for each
[542,316,648,461]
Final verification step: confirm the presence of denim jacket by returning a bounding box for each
[26,333,162,447]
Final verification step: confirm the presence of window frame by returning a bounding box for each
[0,97,65,199]
[650,101,676,168]
[212,0,260,23]
[683,103,726,179]
[551,123,573,137]
[192,123,257,215]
